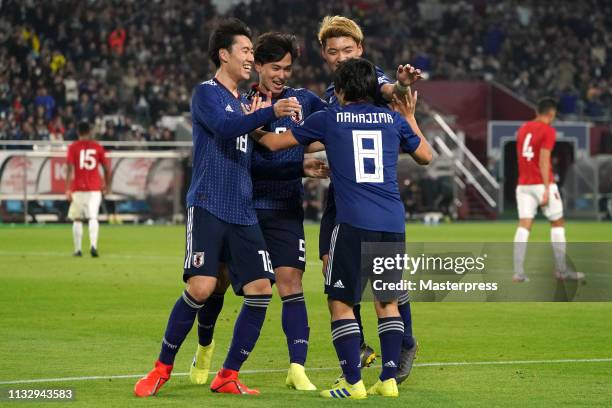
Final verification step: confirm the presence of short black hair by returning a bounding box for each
[537,97,558,115]
[77,121,90,135]
[333,58,377,103]
[207,18,252,68]
[254,32,299,64]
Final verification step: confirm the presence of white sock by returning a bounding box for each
[513,227,530,275]
[89,219,99,249]
[551,227,567,273]
[72,221,83,252]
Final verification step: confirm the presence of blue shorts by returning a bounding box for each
[256,208,306,271]
[183,206,275,295]
[324,223,405,304]
[319,183,336,259]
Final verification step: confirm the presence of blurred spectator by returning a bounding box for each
[108,26,126,55]
[64,73,79,103]
[47,116,65,141]
[75,93,94,121]
[585,85,605,118]
[1,0,611,146]
[400,178,422,219]
[34,87,55,121]
[558,88,579,116]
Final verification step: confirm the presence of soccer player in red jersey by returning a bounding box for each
[65,121,111,257]
[513,98,584,282]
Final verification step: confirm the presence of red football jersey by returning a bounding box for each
[66,140,108,191]
[516,120,555,185]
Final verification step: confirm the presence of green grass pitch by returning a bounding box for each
[1,221,611,407]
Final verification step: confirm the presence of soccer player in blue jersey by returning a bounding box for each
[316,15,423,382]
[251,32,328,390]
[133,18,303,397]
[188,31,329,391]
[252,58,432,398]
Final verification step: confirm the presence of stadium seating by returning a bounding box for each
[1,0,610,146]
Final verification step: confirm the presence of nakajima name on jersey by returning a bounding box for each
[336,111,394,124]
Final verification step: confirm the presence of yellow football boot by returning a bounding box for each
[367,378,399,397]
[189,340,215,385]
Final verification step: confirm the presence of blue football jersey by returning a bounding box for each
[325,65,391,106]
[187,78,276,225]
[291,103,421,233]
[252,87,327,210]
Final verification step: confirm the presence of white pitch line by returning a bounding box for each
[1,358,611,385]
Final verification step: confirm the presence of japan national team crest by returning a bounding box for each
[192,252,205,268]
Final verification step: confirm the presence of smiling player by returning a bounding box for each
[133,18,302,397]
[317,15,423,384]
[251,58,432,398]
[188,31,329,392]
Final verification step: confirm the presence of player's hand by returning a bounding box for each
[241,92,269,114]
[391,89,417,119]
[273,98,301,119]
[65,189,72,201]
[540,189,549,207]
[303,158,329,179]
[396,64,423,87]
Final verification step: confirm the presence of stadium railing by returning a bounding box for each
[564,154,612,220]
[430,114,500,219]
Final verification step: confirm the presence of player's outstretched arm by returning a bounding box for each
[193,86,301,140]
[409,128,433,165]
[305,141,325,153]
[243,91,302,120]
[303,158,329,179]
[380,64,423,102]
[251,154,328,180]
[392,91,432,165]
[250,128,301,152]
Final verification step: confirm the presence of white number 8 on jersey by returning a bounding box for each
[352,130,384,183]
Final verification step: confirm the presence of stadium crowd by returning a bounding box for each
[0,0,611,145]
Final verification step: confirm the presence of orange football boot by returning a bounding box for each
[134,360,173,397]
[210,368,260,395]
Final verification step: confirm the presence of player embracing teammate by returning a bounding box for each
[188,31,329,391]
[253,57,432,398]
[134,19,304,397]
[317,16,423,383]
[135,15,431,399]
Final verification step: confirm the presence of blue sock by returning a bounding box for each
[378,316,404,381]
[158,290,204,365]
[398,292,415,349]
[197,292,225,347]
[281,293,309,365]
[331,319,362,385]
[223,294,271,371]
[353,303,365,346]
